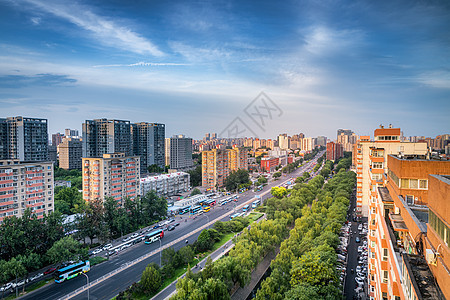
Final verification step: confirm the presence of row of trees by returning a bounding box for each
[224,169,251,192]
[255,169,356,299]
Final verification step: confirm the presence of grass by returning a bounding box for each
[248,212,264,222]
[90,256,107,266]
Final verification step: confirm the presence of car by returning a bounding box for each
[131,233,139,238]
[153,224,161,229]
[122,236,131,242]
[44,267,57,275]
[103,243,113,251]
[355,236,361,243]
[30,273,44,281]
[167,225,175,231]
[174,222,180,227]
[92,248,102,255]
[169,219,175,223]
[108,250,118,256]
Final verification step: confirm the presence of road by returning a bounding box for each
[19,152,324,300]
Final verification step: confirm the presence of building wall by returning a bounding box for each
[58,137,82,170]
[140,172,190,197]
[0,160,54,223]
[82,153,140,205]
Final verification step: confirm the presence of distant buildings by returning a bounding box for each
[82,153,140,205]
[52,132,65,147]
[0,159,54,224]
[326,141,343,161]
[337,129,357,152]
[0,116,49,162]
[140,172,190,198]
[65,128,79,137]
[165,135,193,170]
[202,146,248,189]
[58,137,82,170]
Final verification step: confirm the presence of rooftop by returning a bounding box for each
[378,187,393,203]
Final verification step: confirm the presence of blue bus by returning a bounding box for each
[243,204,250,212]
[54,261,90,283]
[179,206,190,214]
[190,205,202,215]
[230,213,241,220]
[145,229,164,244]
[252,199,261,208]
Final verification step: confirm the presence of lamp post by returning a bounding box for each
[159,238,162,266]
[81,272,89,300]
[205,215,209,229]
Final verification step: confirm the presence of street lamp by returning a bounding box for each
[205,215,209,229]
[159,238,162,266]
[81,272,89,300]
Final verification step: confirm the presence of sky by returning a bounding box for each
[0,0,449,140]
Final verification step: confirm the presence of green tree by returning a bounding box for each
[8,258,26,297]
[54,187,85,214]
[190,188,202,196]
[224,169,250,192]
[271,187,288,199]
[273,172,281,178]
[17,252,41,293]
[178,246,195,265]
[256,176,268,185]
[188,165,202,187]
[147,164,163,173]
[0,260,10,299]
[140,264,161,294]
[46,236,82,265]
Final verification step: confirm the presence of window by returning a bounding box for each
[419,180,428,189]
[401,178,409,189]
[429,210,450,246]
[406,195,414,205]
[382,248,388,261]
[383,271,388,283]
[372,162,383,169]
[410,179,418,189]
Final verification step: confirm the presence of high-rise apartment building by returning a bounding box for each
[52,132,65,147]
[278,134,290,150]
[337,129,358,152]
[367,154,450,300]
[0,159,54,224]
[316,136,327,147]
[0,116,49,162]
[82,119,132,158]
[301,137,315,152]
[131,122,165,171]
[165,135,193,170]
[353,125,428,217]
[326,141,343,161]
[58,137,82,170]
[82,153,140,205]
[202,146,248,190]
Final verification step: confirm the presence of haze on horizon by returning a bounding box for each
[0,0,449,139]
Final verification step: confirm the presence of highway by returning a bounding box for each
[19,151,324,300]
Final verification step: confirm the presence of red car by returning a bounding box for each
[44,267,57,275]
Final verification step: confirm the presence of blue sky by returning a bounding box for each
[0,0,449,139]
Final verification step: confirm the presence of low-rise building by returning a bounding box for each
[140,172,190,198]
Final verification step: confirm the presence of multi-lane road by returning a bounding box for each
[19,151,324,300]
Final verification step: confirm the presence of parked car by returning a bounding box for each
[168,225,175,231]
[92,248,102,255]
[44,267,57,275]
[103,243,113,251]
[30,273,44,281]
[131,233,139,238]
[355,236,361,243]
[174,223,180,227]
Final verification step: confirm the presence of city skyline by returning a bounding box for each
[0,0,449,139]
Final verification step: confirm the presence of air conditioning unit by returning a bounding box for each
[426,249,437,266]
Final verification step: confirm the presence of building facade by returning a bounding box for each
[353,126,427,217]
[165,135,193,170]
[0,116,49,162]
[132,122,165,171]
[58,137,82,170]
[82,119,132,158]
[0,159,54,223]
[326,141,344,161]
[82,153,140,205]
[202,146,248,190]
[52,132,65,147]
[140,172,190,198]
[367,154,450,300]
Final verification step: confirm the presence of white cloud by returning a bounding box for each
[19,0,163,56]
[304,26,365,56]
[92,62,190,68]
[416,70,450,89]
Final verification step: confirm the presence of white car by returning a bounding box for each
[131,233,139,238]
[30,273,43,281]
[92,248,103,255]
[103,243,113,251]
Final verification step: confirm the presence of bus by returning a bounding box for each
[243,204,250,212]
[230,213,241,220]
[145,229,164,244]
[218,198,227,206]
[179,206,190,215]
[54,261,90,283]
[252,199,261,208]
[197,199,208,206]
[203,206,210,213]
[190,205,202,215]
[204,199,216,206]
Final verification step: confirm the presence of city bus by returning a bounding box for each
[203,206,210,212]
[54,261,90,283]
[190,205,202,215]
[243,204,250,212]
[230,213,241,220]
[218,198,227,206]
[145,229,164,244]
[252,199,261,208]
[204,199,216,206]
[179,206,190,215]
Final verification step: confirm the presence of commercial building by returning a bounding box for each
[82,153,140,205]
[82,119,132,158]
[131,122,165,171]
[326,141,343,161]
[58,137,82,170]
[140,172,190,198]
[0,159,54,224]
[52,132,65,147]
[0,116,49,162]
[202,146,248,190]
[261,156,279,172]
[165,135,193,170]
[368,154,450,300]
[352,125,427,217]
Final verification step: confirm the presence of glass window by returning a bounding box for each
[401,179,409,189]
[410,179,418,189]
[419,180,428,189]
